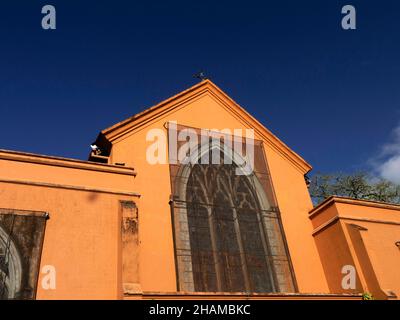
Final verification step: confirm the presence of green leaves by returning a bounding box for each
[309,172,400,205]
[362,292,374,300]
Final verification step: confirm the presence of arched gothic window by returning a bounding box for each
[169,132,296,293]
[186,163,277,292]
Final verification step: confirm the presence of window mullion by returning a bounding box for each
[207,206,223,292]
[231,206,252,293]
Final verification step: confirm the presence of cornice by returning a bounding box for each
[0,178,140,197]
[310,196,400,218]
[0,149,136,176]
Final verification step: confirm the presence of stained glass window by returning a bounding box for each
[169,125,297,293]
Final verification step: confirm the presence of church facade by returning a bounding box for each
[0,80,399,300]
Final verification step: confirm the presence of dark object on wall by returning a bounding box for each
[0,209,47,300]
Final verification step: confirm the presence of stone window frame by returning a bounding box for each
[171,141,296,293]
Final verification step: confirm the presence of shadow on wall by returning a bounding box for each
[87,192,99,202]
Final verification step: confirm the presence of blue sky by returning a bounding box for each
[1,1,400,181]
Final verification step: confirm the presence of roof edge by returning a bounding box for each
[102,80,209,136]
[100,80,312,173]
[0,148,136,176]
[310,196,400,217]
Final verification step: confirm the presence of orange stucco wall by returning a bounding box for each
[0,150,137,299]
[108,89,329,294]
[310,198,400,299]
[312,220,363,294]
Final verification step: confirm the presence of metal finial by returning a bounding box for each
[194,71,208,81]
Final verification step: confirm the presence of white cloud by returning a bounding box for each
[374,124,400,184]
[379,154,400,183]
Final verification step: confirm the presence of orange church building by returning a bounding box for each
[0,80,399,300]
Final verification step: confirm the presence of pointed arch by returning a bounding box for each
[170,138,296,293]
